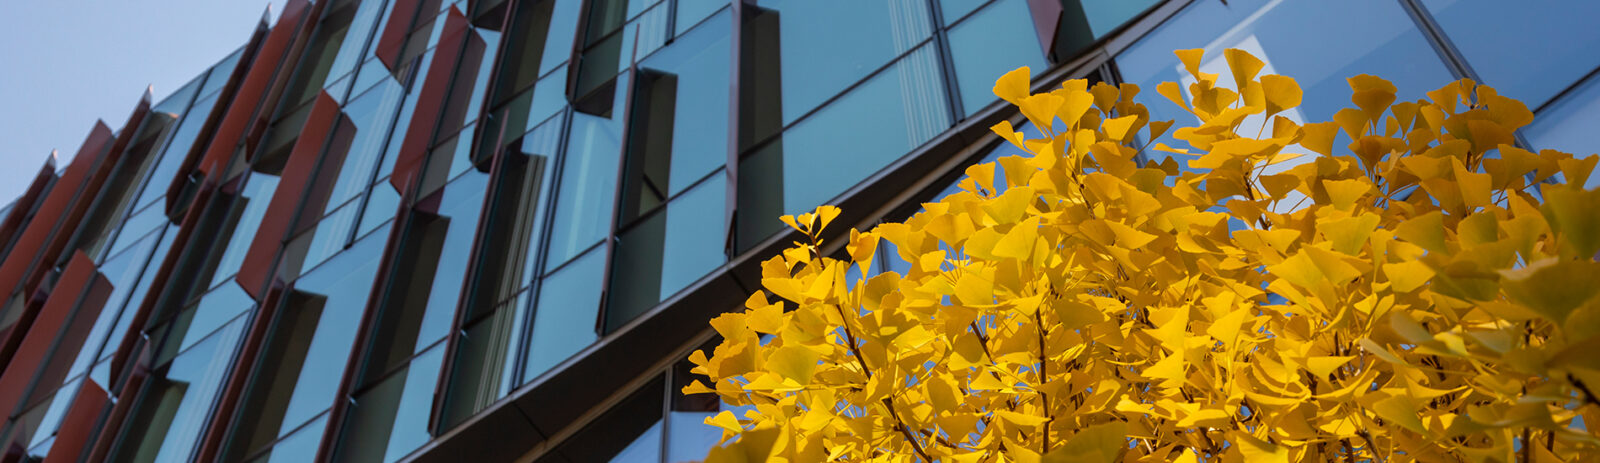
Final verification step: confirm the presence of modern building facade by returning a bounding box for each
[0,0,1595,461]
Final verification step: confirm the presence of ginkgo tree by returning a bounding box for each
[683,47,1600,462]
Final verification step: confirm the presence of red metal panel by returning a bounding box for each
[234,92,343,299]
[163,13,270,216]
[375,0,425,70]
[0,252,110,415]
[0,124,111,301]
[195,0,311,177]
[39,379,109,463]
[0,158,58,261]
[1025,0,1064,59]
[390,7,473,193]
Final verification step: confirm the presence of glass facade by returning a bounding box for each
[0,0,1594,461]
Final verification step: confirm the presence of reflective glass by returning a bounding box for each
[1116,0,1452,168]
[609,421,662,463]
[947,0,1049,117]
[523,247,605,379]
[94,225,178,373]
[632,9,730,197]
[224,231,387,460]
[105,200,167,257]
[544,0,584,77]
[606,173,725,332]
[296,197,363,275]
[749,0,933,126]
[493,0,562,101]
[737,45,948,249]
[334,347,445,463]
[359,183,401,237]
[1421,0,1600,108]
[253,414,329,463]
[325,78,407,213]
[675,0,728,36]
[547,73,628,267]
[63,229,162,381]
[108,317,246,463]
[199,47,246,99]
[1081,0,1159,37]
[440,292,529,428]
[153,73,204,117]
[281,4,362,110]
[1526,74,1600,189]
[495,66,569,151]
[466,119,562,315]
[939,0,986,24]
[209,173,280,287]
[135,90,222,210]
[362,172,487,382]
[324,0,390,91]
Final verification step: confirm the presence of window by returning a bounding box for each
[1526,73,1600,189]
[522,247,606,379]
[439,292,530,428]
[605,172,725,332]
[332,346,445,463]
[463,117,562,316]
[546,73,629,267]
[1116,0,1453,168]
[107,316,248,463]
[1420,0,1600,108]
[736,44,949,250]
[946,0,1048,117]
[220,230,389,462]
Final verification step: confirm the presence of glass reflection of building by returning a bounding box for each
[0,0,1594,461]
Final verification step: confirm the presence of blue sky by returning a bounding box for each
[0,0,277,204]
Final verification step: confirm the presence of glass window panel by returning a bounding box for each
[947,0,1049,117]
[108,316,246,463]
[494,65,569,151]
[223,232,387,461]
[360,183,402,237]
[626,9,729,204]
[493,0,561,102]
[543,0,583,77]
[209,173,280,288]
[324,78,407,213]
[748,0,932,127]
[609,421,662,463]
[1080,0,1159,38]
[63,229,163,381]
[523,247,605,380]
[135,90,222,210]
[457,29,501,130]
[351,57,395,103]
[281,5,362,110]
[546,72,629,267]
[293,197,363,276]
[334,347,444,463]
[440,292,529,428]
[576,4,667,99]
[93,225,178,370]
[250,414,329,463]
[375,54,428,182]
[105,200,167,258]
[675,0,728,36]
[199,47,246,100]
[1526,74,1600,189]
[606,172,725,332]
[939,0,986,25]
[419,124,479,194]
[466,119,562,317]
[361,172,487,383]
[736,45,948,250]
[324,0,390,91]
[1116,0,1453,169]
[1421,0,1600,108]
[153,73,204,117]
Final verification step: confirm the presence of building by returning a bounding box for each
[0,0,1595,461]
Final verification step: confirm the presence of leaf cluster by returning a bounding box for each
[686,47,1600,462]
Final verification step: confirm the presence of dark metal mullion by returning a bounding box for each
[927,0,965,123]
[722,0,743,261]
[736,35,938,162]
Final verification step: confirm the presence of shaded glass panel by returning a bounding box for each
[747,0,932,127]
[523,247,605,380]
[324,79,407,214]
[222,231,387,461]
[947,0,1049,117]
[606,172,724,332]
[361,172,487,383]
[324,0,391,91]
[737,45,948,249]
[135,90,222,210]
[199,47,245,99]
[334,347,445,463]
[108,317,246,463]
[208,173,280,288]
[439,292,529,428]
[546,73,629,266]
[247,414,329,463]
[1526,73,1600,189]
[1421,0,1600,108]
[466,118,562,316]
[1080,0,1159,38]
[1116,0,1453,169]
[105,200,168,258]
